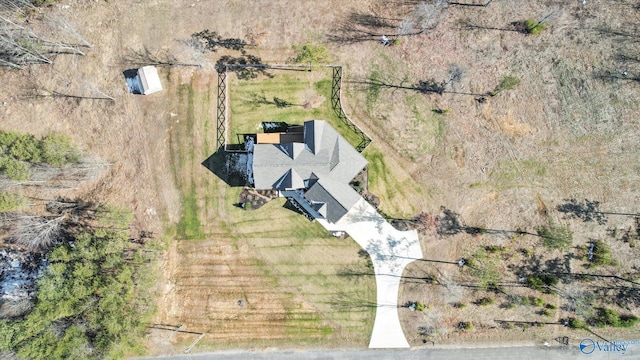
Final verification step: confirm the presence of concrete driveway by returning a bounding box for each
[318,198,423,348]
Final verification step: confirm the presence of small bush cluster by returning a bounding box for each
[290,42,331,65]
[476,297,495,306]
[583,240,616,268]
[458,321,473,331]
[502,302,516,309]
[540,309,553,317]
[0,131,81,180]
[519,248,533,257]
[537,220,573,250]
[0,192,23,212]
[532,297,545,307]
[590,308,640,328]
[567,317,588,330]
[524,18,547,35]
[452,302,467,309]
[407,301,426,312]
[490,75,520,96]
[484,245,506,253]
[526,274,559,292]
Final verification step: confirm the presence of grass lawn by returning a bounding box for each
[227,67,364,149]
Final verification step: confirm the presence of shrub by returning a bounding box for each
[503,302,516,309]
[415,302,426,312]
[540,274,558,286]
[40,134,81,166]
[532,297,545,307]
[541,309,553,317]
[466,256,500,291]
[620,315,640,328]
[1,157,30,181]
[520,248,533,257]
[484,245,505,253]
[567,317,588,330]
[0,192,23,212]
[452,302,467,309]
[490,75,520,96]
[418,326,436,336]
[0,132,81,180]
[584,239,615,268]
[526,274,559,292]
[545,303,558,310]
[590,308,640,328]
[591,307,620,327]
[518,296,532,306]
[476,297,495,306]
[8,134,41,162]
[0,131,20,152]
[524,18,547,35]
[291,42,330,65]
[464,258,476,268]
[458,321,473,331]
[537,221,573,250]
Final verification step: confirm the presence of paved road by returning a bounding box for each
[318,198,423,348]
[140,344,640,360]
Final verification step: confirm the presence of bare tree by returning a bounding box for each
[0,0,35,17]
[46,15,92,49]
[0,17,52,68]
[447,0,494,6]
[406,0,449,34]
[0,2,90,68]
[11,214,66,251]
[122,46,200,68]
[0,298,33,318]
[329,0,449,43]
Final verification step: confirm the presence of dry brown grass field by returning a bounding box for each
[1,0,639,355]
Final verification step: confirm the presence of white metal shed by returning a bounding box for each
[138,66,162,95]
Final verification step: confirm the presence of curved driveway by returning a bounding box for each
[317,198,423,348]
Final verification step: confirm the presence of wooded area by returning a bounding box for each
[0,130,155,359]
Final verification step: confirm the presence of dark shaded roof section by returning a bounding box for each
[304,178,361,224]
[253,120,367,191]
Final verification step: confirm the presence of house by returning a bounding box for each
[252,120,367,223]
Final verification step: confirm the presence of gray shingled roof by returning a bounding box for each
[304,178,361,223]
[253,120,366,190]
[252,120,367,223]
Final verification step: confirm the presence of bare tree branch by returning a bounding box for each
[10,214,66,251]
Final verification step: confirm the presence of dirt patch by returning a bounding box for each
[301,89,325,110]
[237,187,278,210]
